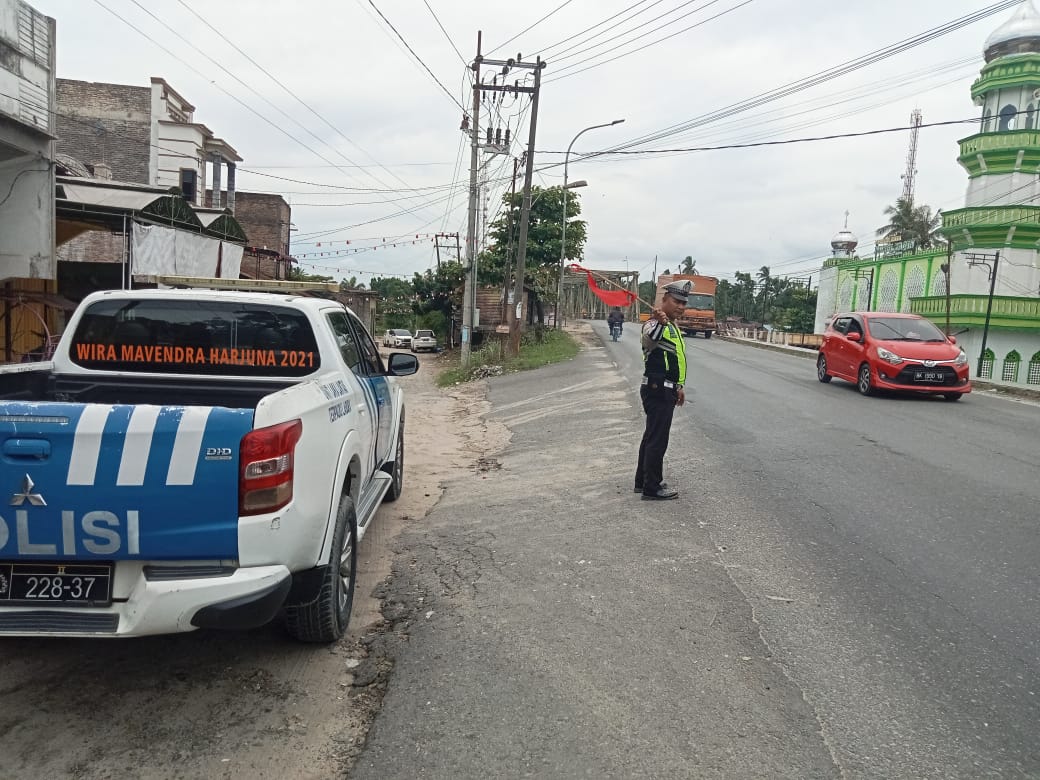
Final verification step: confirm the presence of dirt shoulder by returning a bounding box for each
[0,350,502,780]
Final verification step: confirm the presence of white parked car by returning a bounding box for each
[382,329,412,348]
[411,330,437,353]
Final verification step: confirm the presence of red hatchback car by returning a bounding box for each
[817,312,971,401]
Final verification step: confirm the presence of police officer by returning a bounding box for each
[635,280,690,500]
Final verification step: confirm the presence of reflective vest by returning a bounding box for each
[642,320,686,386]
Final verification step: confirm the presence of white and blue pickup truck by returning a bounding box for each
[0,287,417,643]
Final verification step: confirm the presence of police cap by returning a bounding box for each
[663,280,692,305]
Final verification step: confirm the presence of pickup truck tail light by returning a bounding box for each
[239,420,303,516]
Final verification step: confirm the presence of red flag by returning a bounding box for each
[569,264,636,307]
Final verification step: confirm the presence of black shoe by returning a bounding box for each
[641,487,679,501]
[633,481,668,494]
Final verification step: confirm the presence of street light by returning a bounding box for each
[555,119,625,328]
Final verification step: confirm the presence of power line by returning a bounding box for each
[550,0,730,66]
[363,0,467,112]
[93,0,445,222]
[173,0,439,203]
[535,0,664,58]
[544,0,757,83]
[537,115,987,156]
[422,0,468,66]
[487,0,578,55]
[578,1,1021,153]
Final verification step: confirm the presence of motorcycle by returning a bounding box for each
[610,322,622,342]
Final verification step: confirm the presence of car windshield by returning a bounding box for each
[867,317,946,342]
[415,330,434,338]
[393,329,411,336]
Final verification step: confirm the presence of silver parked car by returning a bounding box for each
[411,329,438,353]
[382,328,412,348]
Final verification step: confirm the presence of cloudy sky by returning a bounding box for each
[30,0,1025,286]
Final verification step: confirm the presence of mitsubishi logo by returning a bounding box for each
[10,474,46,507]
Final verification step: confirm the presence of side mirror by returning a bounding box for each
[947,335,957,345]
[386,352,419,376]
[846,332,862,343]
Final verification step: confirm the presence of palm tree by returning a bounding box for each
[680,255,696,274]
[877,198,942,250]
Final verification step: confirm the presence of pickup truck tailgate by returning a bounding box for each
[0,402,254,560]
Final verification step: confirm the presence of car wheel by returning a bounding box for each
[817,354,832,383]
[283,494,357,643]
[704,331,712,339]
[382,411,405,503]
[943,393,963,402]
[857,363,874,396]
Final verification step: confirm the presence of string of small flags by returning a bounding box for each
[295,235,439,259]
[294,231,456,250]
[294,261,413,278]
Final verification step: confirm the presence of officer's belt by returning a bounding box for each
[642,377,676,389]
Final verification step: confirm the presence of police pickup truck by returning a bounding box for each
[0,286,416,642]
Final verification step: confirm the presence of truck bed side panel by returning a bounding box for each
[0,402,254,560]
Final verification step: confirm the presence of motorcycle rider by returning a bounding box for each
[607,307,625,336]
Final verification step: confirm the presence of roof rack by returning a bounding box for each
[136,275,339,293]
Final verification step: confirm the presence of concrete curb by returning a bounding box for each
[717,334,1040,402]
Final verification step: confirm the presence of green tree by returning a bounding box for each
[479,186,586,294]
[876,197,942,250]
[412,261,465,329]
[288,267,334,283]
[679,256,696,274]
[371,276,415,330]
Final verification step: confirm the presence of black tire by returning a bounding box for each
[857,363,874,396]
[817,354,832,383]
[382,411,405,503]
[284,495,357,643]
[943,393,963,402]
[703,331,712,339]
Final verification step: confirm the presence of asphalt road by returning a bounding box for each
[668,333,1040,778]
[356,324,1040,779]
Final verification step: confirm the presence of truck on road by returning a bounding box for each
[0,286,417,642]
[640,273,719,338]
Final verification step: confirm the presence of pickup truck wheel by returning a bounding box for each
[284,495,357,643]
[383,414,405,503]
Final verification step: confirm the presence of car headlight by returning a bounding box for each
[954,349,968,366]
[876,346,903,365]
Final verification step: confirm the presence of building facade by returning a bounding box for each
[0,0,56,281]
[55,77,240,210]
[817,1,1040,388]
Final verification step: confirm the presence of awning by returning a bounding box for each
[55,175,245,244]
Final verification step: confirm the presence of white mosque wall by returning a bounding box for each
[964,171,1040,207]
[951,248,1040,298]
[815,264,838,333]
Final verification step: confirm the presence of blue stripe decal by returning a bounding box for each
[0,402,254,560]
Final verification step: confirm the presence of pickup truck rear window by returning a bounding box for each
[67,299,321,377]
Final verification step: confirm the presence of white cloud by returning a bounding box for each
[33,0,1015,284]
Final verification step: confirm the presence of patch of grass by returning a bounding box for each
[436,328,580,387]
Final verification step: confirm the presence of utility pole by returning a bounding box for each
[942,240,953,336]
[966,250,1000,377]
[461,33,482,368]
[507,57,549,357]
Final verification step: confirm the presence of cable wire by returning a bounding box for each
[363,0,467,112]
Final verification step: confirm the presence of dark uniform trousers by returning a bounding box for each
[636,380,677,492]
